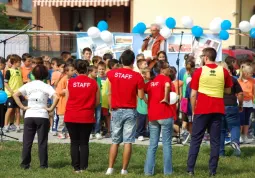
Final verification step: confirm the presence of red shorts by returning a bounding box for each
[102,107,110,117]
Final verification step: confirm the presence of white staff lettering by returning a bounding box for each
[73,82,91,88]
[114,72,133,79]
[151,82,159,87]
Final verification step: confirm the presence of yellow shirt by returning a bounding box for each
[5,68,23,97]
[198,66,224,98]
[101,78,109,108]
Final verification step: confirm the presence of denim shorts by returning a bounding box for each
[111,109,137,144]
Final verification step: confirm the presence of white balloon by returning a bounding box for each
[209,21,221,33]
[213,17,223,24]
[209,18,222,33]
[160,27,172,38]
[239,21,251,32]
[100,30,113,43]
[87,27,100,38]
[181,16,193,28]
[250,15,255,28]
[155,16,165,27]
[169,92,178,105]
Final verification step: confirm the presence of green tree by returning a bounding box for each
[0,4,26,29]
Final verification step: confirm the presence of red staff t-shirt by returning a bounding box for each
[146,74,174,121]
[190,64,232,115]
[64,75,98,123]
[107,68,145,109]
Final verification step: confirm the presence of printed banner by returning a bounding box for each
[77,33,222,68]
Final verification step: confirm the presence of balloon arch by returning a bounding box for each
[88,15,255,42]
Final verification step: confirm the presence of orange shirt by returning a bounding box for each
[172,80,183,96]
[51,71,62,86]
[21,66,32,83]
[238,78,254,101]
[56,75,68,115]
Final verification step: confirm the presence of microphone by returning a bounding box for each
[143,35,152,41]
[33,24,43,28]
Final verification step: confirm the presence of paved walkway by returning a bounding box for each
[2,128,255,147]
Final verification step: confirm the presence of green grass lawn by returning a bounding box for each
[0,142,255,178]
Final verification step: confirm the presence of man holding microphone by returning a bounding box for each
[141,24,165,69]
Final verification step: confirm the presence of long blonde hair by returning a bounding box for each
[239,63,253,80]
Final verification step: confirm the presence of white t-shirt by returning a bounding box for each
[19,80,56,119]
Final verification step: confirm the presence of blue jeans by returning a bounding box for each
[144,118,173,176]
[52,109,59,132]
[111,109,137,144]
[220,106,240,156]
[93,104,101,134]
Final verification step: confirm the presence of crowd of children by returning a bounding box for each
[1,49,255,149]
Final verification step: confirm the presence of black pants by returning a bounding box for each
[0,104,6,128]
[65,122,93,171]
[187,114,222,174]
[21,117,50,169]
[136,112,147,137]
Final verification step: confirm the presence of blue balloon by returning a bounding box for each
[97,20,108,31]
[250,28,255,38]
[0,91,7,104]
[136,22,146,34]
[132,26,139,33]
[191,26,203,37]
[165,17,176,29]
[221,20,232,30]
[219,30,229,40]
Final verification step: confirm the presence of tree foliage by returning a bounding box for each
[0,4,26,30]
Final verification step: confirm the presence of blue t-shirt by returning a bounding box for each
[0,71,3,89]
[48,69,53,81]
[178,67,186,81]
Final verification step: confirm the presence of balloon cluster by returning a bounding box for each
[87,20,113,43]
[249,15,255,38]
[89,15,255,42]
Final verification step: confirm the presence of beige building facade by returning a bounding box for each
[131,0,255,48]
[32,0,255,53]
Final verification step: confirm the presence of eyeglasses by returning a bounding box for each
[200,54,206,59]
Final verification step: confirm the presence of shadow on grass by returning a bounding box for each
[240,147,255,158]
[50,161,70,168]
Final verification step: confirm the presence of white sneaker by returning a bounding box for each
[121,169,128,175]
[240,136,244,144]
[16,126,21,133]
[3,126,9,133]
[243,136,252,144]
[138,136,144,141]
[182,133,191,145]
[9,124,16,131]
[105,168,114,175]
[90,134,94,140]
[52,131,58,136]
[95,133,103,140]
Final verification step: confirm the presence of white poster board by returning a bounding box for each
[0,34,29,58]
